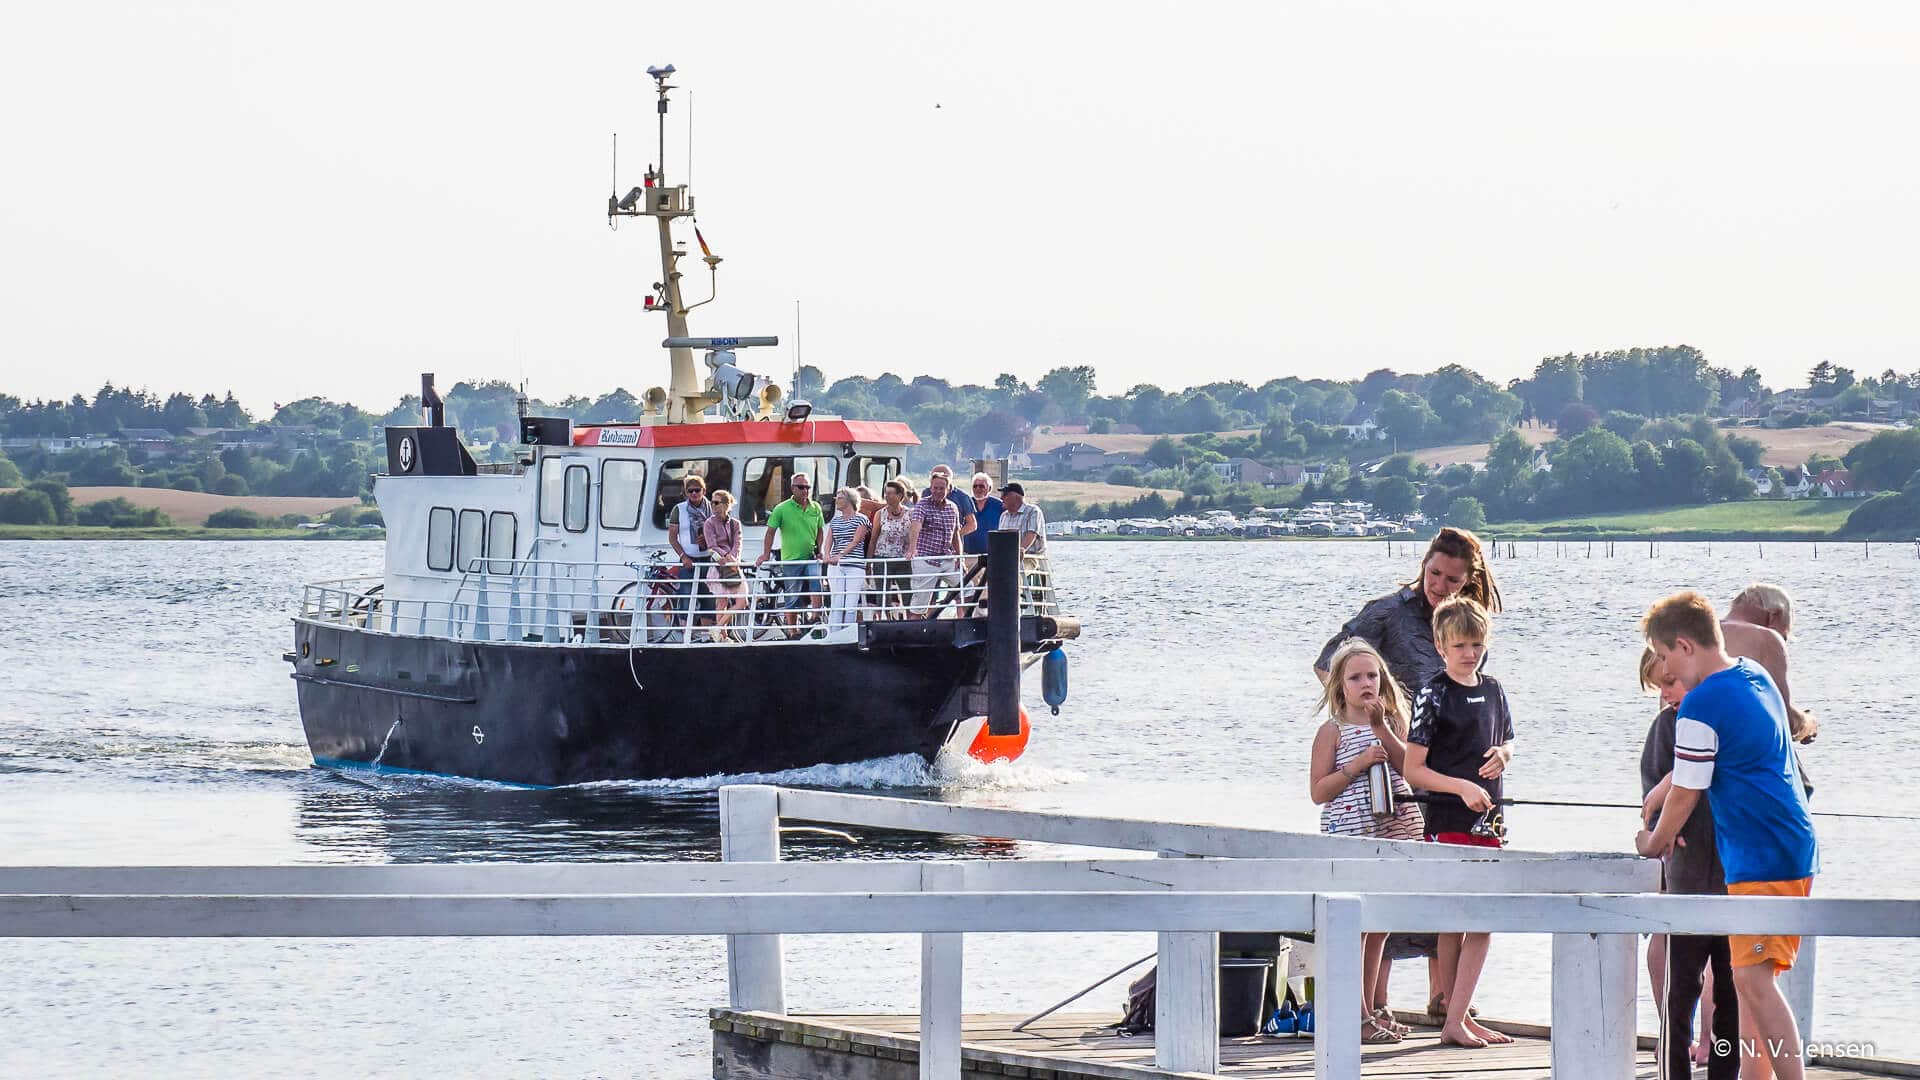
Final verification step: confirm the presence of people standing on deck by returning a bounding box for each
[1638,647,1740,1080]
[1313,526,1503,1015]
[1637,591,1818,1080]
[867,478,915,619]
[1377,595,1515,1050]
[1309,639,1425,1045]
[824,488,871,629]
[755,473,826,630]
[906,470,963,618]
[997,483,1046,554]
[1724,583,1818,746]
[665,474,713,629]
[925,463,979,548]
[702,490,747,642]
[960,473,1004,559]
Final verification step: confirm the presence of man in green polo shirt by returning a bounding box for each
[755,473,826,627]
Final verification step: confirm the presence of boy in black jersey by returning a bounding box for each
[1398,595,1514,1049]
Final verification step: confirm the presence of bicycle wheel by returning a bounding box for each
[598,581,640,645]
[642,584,682,643]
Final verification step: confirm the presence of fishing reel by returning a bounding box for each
[1469,805,1508,843]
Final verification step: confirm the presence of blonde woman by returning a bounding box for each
[824,487,871,629]
[701,490,747,642]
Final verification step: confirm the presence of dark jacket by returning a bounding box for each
[1317,586,1441,697]
[1639,705,1726,895]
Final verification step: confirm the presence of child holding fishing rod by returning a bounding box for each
[1309,638,1426,1044]
[1370,594,1516,1050]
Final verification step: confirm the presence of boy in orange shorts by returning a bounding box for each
[1637,591,1819,1080]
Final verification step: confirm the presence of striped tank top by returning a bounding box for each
[827,513,866,565]
[1320,721,1424,840]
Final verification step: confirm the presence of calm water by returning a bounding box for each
[0,539,1914,1077]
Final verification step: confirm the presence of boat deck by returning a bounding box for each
[711,1009,1896,1079]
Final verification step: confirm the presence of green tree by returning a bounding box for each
[27,480,75,524]
[1445,495,1488,531]
[0,489,55,524]
[206,508,269,528]
[0,452,22,488]
[1548,428,1639,509]
[1725,434,1765,471]
[1843,428,1920,491]
[1037,366,1097,419]
[1372,477,1419,517]
[1376,390,1437,445]
[1105,465,1144,487]
[1145,436,1181,468]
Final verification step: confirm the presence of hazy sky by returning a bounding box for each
[4,2,1918,416]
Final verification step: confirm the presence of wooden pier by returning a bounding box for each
[712,1009,1897,1079]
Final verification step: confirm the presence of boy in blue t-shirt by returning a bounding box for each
[1637,590,1817,1080]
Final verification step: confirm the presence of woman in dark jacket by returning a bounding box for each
[1311,526,1502,1019]
[1313,527,1502,694]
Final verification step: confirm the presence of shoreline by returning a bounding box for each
[0,525,384,541]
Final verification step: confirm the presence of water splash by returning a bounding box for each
[570,751,1085,795]
[369,718,403,771]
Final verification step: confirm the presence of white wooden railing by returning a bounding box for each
[4,787,1910,1080]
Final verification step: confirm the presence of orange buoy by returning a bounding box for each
[949,708,1032,764]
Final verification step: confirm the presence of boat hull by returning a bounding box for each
[289,620,1027,786]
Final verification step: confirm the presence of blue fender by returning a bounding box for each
[1041,647,1068,715]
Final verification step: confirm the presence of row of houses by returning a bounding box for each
[1027,441,1336,488]
[1,425,324,459]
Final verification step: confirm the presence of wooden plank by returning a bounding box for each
[1550,932,1637,1080]
[918,863,963,1080]
[1314,894,1365,1080]
[722,784,786,1014]
[772,786,1618,862]
[1155,930,1218,1073]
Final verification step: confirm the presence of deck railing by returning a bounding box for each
[1,788,1911,1080]
[295,551,1057,648]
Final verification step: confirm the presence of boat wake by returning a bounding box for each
[571,750,1086,795]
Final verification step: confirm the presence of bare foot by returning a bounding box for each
[1464,1017,1513,1045]
[1439,1022,1488,1049]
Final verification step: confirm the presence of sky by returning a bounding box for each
[3,2,1918,416]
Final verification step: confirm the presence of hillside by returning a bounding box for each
[62,487,360,527]
[1028,429,1258,454]
[1021,480,1183,506]
[1409,422,1894,469]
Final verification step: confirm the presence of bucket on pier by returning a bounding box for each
[1218,957,1274,1036]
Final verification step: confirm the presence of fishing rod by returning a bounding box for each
[1404,792,1920,823]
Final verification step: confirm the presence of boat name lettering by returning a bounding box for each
[598,430,641,446]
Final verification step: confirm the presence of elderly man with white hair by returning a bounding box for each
[1723,582,1816,744]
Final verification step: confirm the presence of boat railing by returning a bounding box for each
[296,550,1059,648]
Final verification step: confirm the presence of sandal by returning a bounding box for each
[1362,1017,1403,1044]
[1371,1006,1410,1035]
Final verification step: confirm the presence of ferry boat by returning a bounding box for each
[285,67,1079,786]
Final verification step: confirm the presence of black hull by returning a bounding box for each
[290,618,1053,787]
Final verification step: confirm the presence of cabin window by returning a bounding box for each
[426,506,455,571]
[742,456,838,525]
[653,457,736,529]
[600,459,647,531]
[456,509,486,572]
[563,465,590,533]
[851,456,900,494]
[486,511,517,575]
[538,457,564,526]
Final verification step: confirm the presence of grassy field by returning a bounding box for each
[1411,422,1896,469]
[1485,500,1856,540]
[1021,480,1183,505]
[54,486,364,527]
[1027,429,1258,453]
[0,525,383,541]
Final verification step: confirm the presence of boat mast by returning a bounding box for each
[609,64,719,423]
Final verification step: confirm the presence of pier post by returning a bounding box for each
[1313,894,1364,1080]
[720,785,786,1013]
[986,529,1022,736]
[919,863,965,1079]
[1550,932,1636,1080]
[1154,928,1218,1073]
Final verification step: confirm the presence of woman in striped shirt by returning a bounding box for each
[824,488,871,629]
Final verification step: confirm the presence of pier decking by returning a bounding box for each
[711,1009,1892,1079]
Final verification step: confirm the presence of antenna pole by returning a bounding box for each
[794,299,802,391]
[687,91,694,190]
[656,74,669,181]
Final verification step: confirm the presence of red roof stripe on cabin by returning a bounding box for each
[572,419,920,449]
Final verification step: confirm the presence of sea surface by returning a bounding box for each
[0,538,1914,1077]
